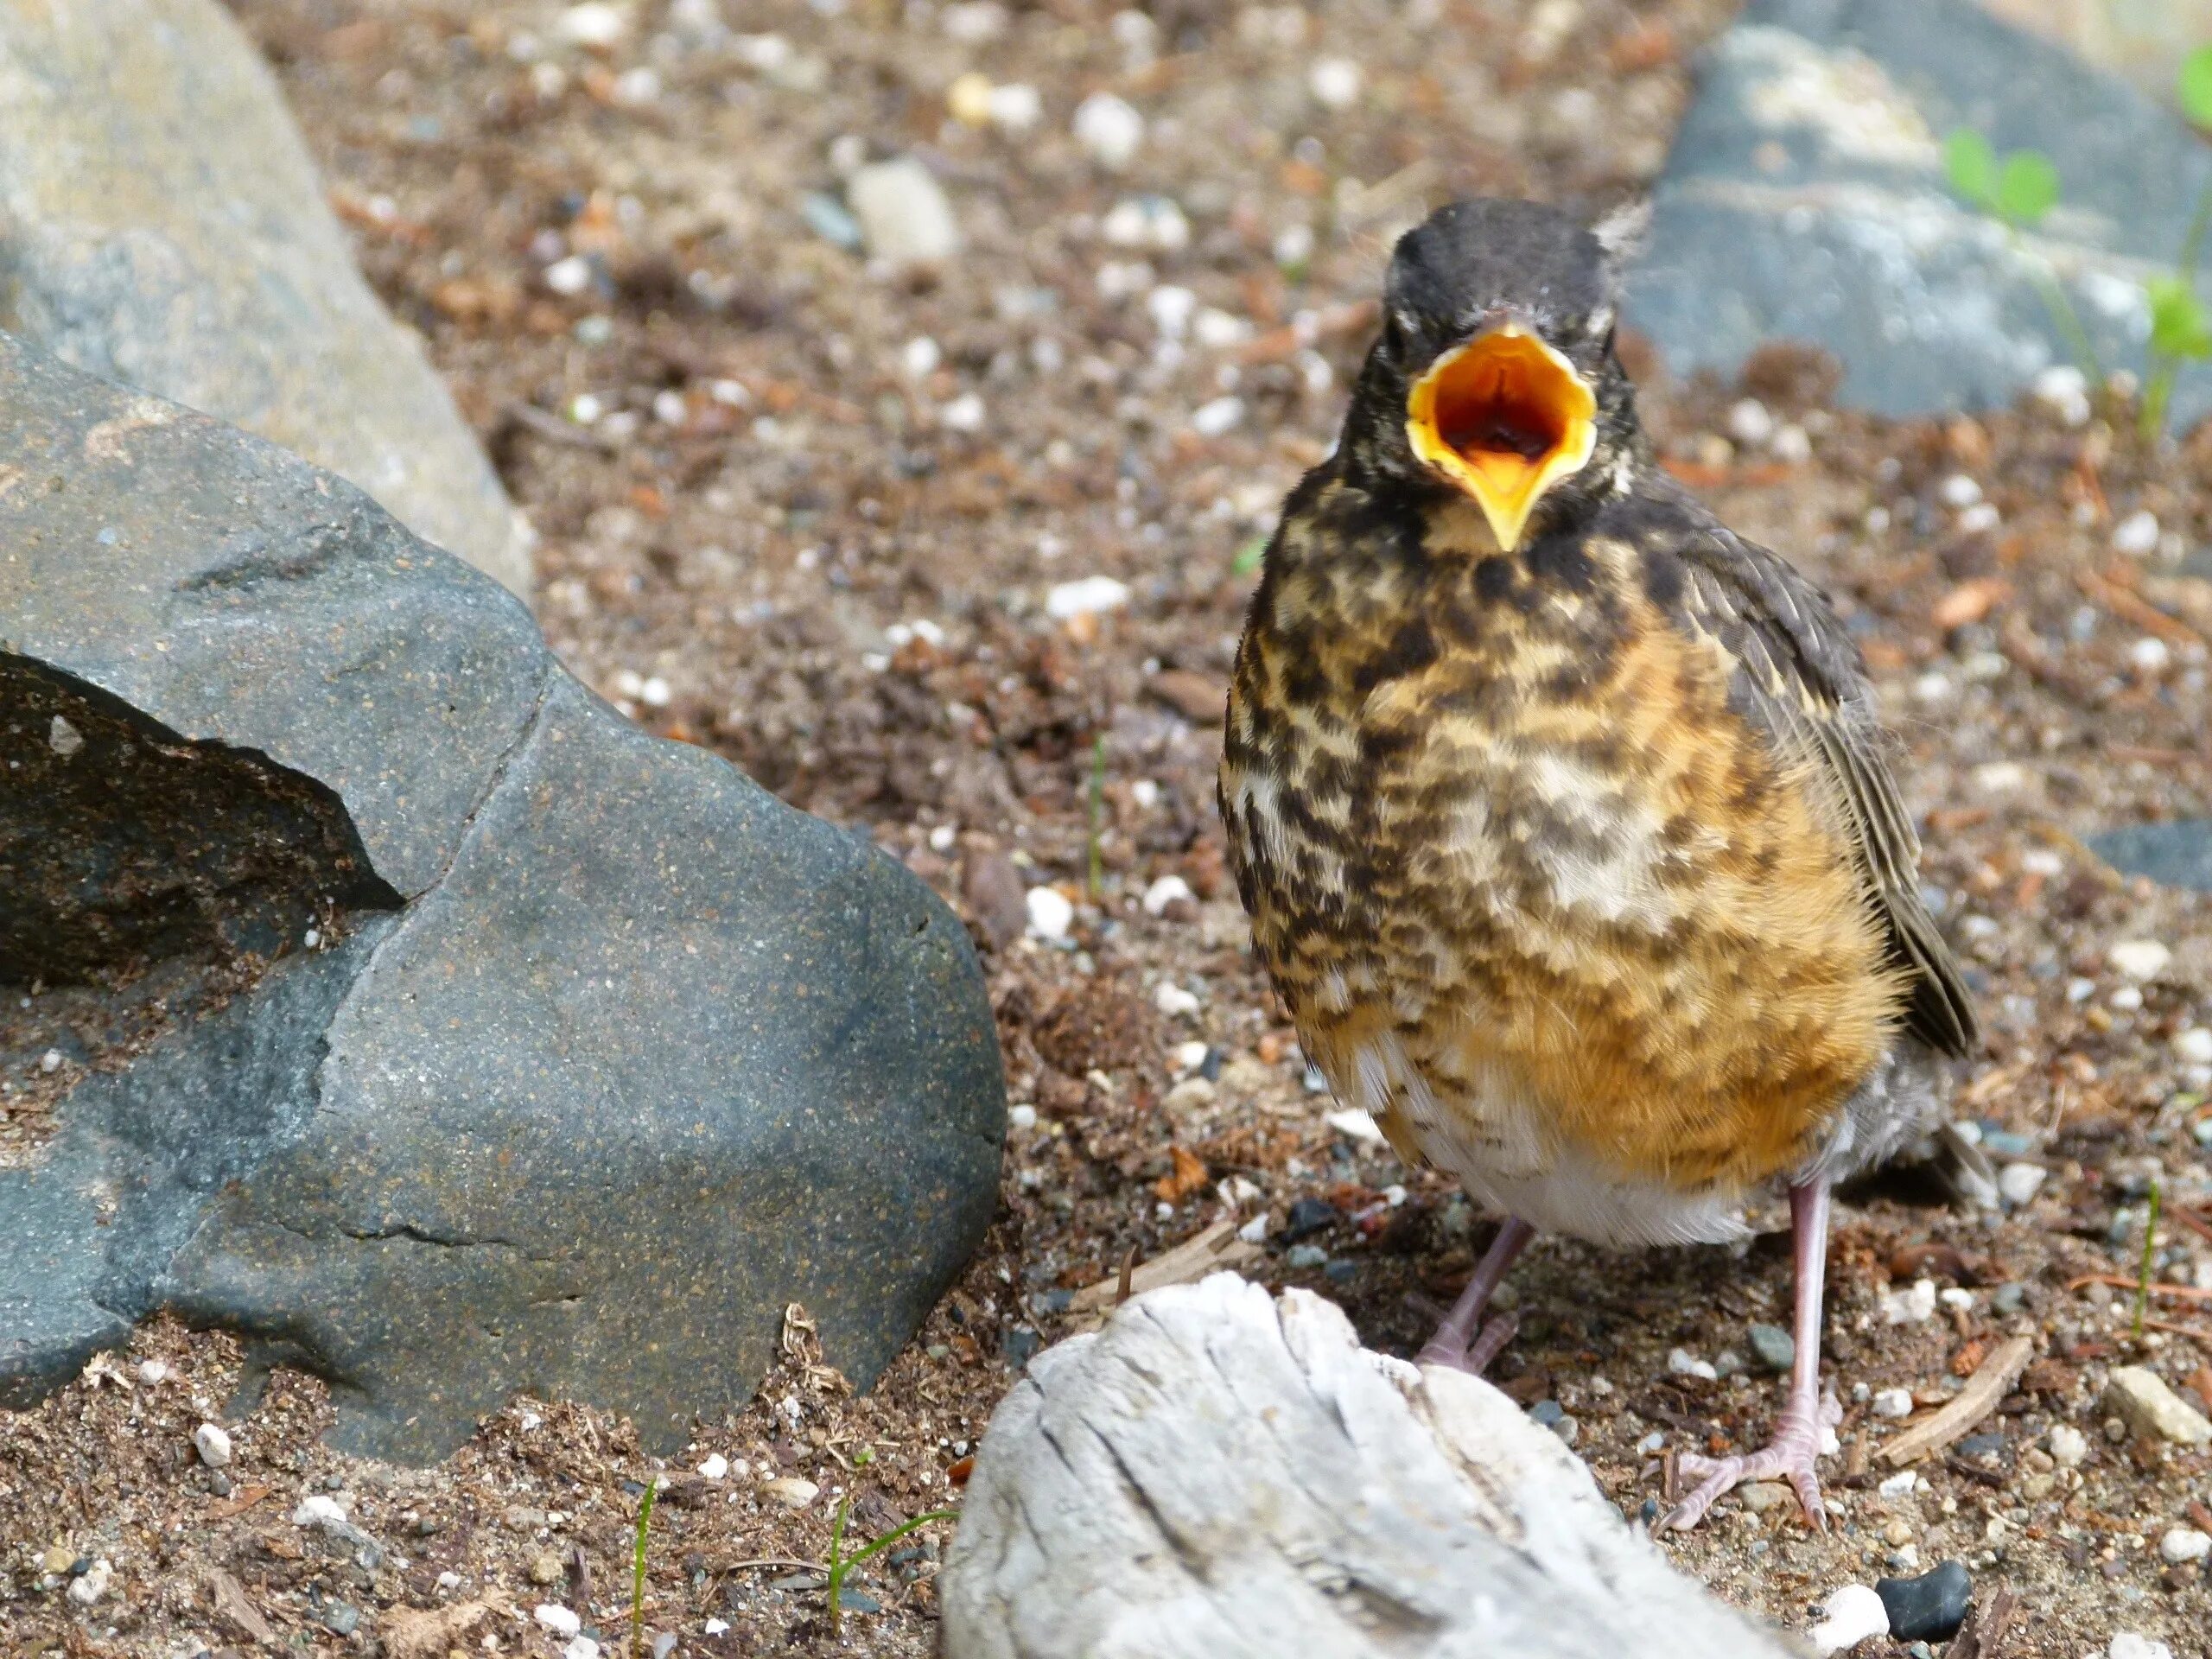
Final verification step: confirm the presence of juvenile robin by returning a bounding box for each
[1220,199,1982,1532]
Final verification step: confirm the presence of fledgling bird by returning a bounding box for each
[1220,199,1982,1531]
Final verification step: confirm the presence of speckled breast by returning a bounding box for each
[1222,482,1903,1214]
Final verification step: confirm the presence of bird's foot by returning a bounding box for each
[1664,1387,1842,1532]
[1417,1311,1518,1376]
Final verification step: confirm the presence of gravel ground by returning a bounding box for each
[6,2,2212,1656]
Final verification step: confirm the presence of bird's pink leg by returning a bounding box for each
[1419,1216,1535,1374]
[1667,1178,1842,1531]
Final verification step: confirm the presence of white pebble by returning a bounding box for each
[48,715,82,757]
[564,1638,601,1659]
[1007,1103,1037,1131]
[1939,1287,1974,1312]
[1881,1278,1937,1325]
[543,254,594,296]
[697,1452,728,1480]
[1970,760,2026,794]
[2130,636,2171,673]
[2108,939,2171,981]
[1194,308,1252,349]
[435,1570,461,1592]
[1872,1387,1914,1420]
[1237,1213,1268,1243]
[765,1475,819,1510]
[2113,509,2161,556]
[67,1559,112,1607]
[1141,874,1193,916]
[536,1604,582,1637]
[638,676,671,709]
[848,156,962,268]
[554,3,629,48]
[1147,283,1196,339]
[1024,887,1074,941]
[1191,396,1245,437]
[137,1359,169,1385]
[652,390,687,426]
[1956,502,2000,534]
[292,1494,347,1529]
[2033,364,2091,424]
[1153,981,1200,1017]
[1938,474,1983,508]
[1668,1347,1719,1382]
[1103,196,1190,253]
[939,392,987,433]
[1129,779,1161,809]
[1308,57,1363,109]
[900,336,942,378]
[2109,1637,2176,1659]
[1726,397,1775,445]
[193,1422,232,1469]
[1073,92,1145,169]
[1809,1584,1890,1656]
[2048,1424,2089,1466]
[40,1048,61,1074]
[2173,1027,2212,1065]
[986,82,1042,135]
[2158,1527,2210,1564]
[928,823,957,852]
[1770,423,1812,462]
[1045,575,1131,620]
[1877,1469,1920,1499]
[1997,1161,2046,1206]
[1323,1107,1386,1145]
[1172,1039,1209,1075]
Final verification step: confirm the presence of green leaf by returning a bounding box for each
[2148,275,2212,359]
[1942,128,1997,206]
[2180,46,2212,128]
[1993,149,2061,226]
[1232,536,1268,576]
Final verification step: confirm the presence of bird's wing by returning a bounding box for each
[1662,505,1979,1058]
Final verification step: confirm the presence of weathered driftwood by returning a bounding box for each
[940,1274,1790,1659]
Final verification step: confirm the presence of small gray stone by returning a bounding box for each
[321,1601,360,1637]
[1747,1323,1795,1374]
[2090,822,2212,893]
[1992,1282,2025,1315]
[1285,1243,1329,1270]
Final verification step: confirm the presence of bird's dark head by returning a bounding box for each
[1343,198,1647,551]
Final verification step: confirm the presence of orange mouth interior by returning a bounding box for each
[1406,324,1597,551]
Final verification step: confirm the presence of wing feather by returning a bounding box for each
[1662,507,1978,1058]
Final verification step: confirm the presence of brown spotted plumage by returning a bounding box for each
[1219,200,1981,1531]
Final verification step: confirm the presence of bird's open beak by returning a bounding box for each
[1405,322,1597,552]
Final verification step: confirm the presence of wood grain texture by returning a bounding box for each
[939,1274,1791,1659]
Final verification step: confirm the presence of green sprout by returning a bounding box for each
[628,1477,658,1659]
[823,1496,958,1637]
[1944,46,2212,442]
[2133,1178,2163,1342]
[1086,734,1107,901]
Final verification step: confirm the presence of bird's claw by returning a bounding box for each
[1417,1312,1518,1376]
[1664,1387,1841,1533]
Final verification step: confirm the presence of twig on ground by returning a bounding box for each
[1880,1337,2036,1466]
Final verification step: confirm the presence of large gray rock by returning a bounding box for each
[1630,0,2212,429]
[0,0,533,599]
[0,335,1003,1460]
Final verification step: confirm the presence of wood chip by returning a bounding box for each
[1948,1584,2018,1659]
[1931,576,2012,630]
[1066,1217,1260,1330]
[1880,1335,2035,1466]
[206,1481,272,1521]
[207,1567,276,1647]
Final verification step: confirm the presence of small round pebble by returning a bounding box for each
[2158,1527,2211,1565]
[192,1421,232,1469]
[765,1475,819,1510]
[1872,1387,1914,1420]
[2109,1637,2176,1659]
[1747,1322,1795,1373]
[2048,1425,2088,1466]
[530,1552,565,1585]
[1874,1560,1972,1642]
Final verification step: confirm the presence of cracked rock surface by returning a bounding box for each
[0,334,1005,1460]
